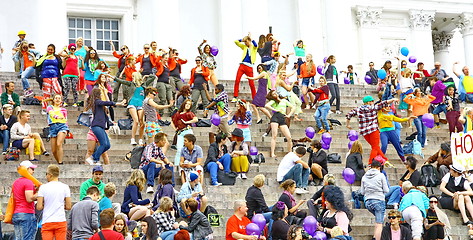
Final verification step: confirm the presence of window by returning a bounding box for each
[68,17,119,51]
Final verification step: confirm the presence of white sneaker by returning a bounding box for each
[41,109,47,115]
[138,139,144,146]
[130,138,137,145]
[94,162,102,166]
[236,173,242,179]
[146,186,154,193]
[241,173,247,179]
[295,188,309,194]
[85,157,94,165]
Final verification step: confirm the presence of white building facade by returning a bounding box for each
[1,0,472,81]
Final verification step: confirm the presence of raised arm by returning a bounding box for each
[453,62,462,77]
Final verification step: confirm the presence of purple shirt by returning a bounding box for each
[431,80,446,104]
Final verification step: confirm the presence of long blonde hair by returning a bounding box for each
[126,169,146,192]
[350,140,363,154]
[306,54,314,73]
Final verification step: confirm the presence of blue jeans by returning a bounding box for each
[394,121,402,142]
[141,162,174,186]
[385,186,402,205]
[314,103,330,131]
[413,117,427,147]
[433,104,447,115]
[466,93,473,103]
[174,128,194,165]
[380,130,405,162]
[206,153,232,184]
[91,126,110,162]
[0,130,10,152]
[12,213,37,240]
[161,230,178,240]
[282,163,309,188]
[20,66,34,90]
[365,199,386,223]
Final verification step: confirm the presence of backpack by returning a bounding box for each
[217,170,238,185]
[403,139,423,158]
[117,118,133,130]
[24,97,41,105]
[125,146,146,169]
[4,147,20,161]
[327,153,342,164]
[420,164,441,187]
[204,205,222,227]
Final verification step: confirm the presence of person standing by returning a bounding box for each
[365,62,378,85]
[12,160,38,240]
[68,186,100,240]
[36,164,72,240]
[360,160,389,240]
[233,34,257,100]
[346,96,398,164]
[324,55,341,114]
[36,44,63,114]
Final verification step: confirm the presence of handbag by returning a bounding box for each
[4,147,20,161]
[251,153,265,164]
[217,170,238,185]
[118,118,133,130]
[327,153,341,163]
[77,111,92,127]
[4,189,15,224]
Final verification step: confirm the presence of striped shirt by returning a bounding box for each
[346,101,389,136]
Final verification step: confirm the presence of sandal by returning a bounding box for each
[463,221,473,226]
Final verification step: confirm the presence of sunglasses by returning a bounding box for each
[121,48,126,51]
[387,216,398,220]
[90,52,96,54]
[195,59,201,62]
[430,200,438,203]
[152,92,157,95]
[70,48,76,51]
[144,47,150,49]
[175,52,179,55]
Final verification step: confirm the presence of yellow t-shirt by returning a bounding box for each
[463,76,473,93]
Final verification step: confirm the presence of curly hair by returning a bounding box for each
[323,185,353,220]
[177,85,191,98]
[233,99,247,123]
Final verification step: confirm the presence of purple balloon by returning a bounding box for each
[365,75,372,84]
[321,132,332,145]
[409,56,417,63]
[313,231,327,240]
[323,57,328,63]
[303,216,318,236]
[348,140,355,150]
[342,168,356,184]
[306,127,315,139]
[344,77,350,84]
[251,214,266,233]
[210,113,221,126]
[246,223,260,235]
[317,65,324,75]
[321,142,330,150]
[422,113,435,128]
[210,46,219,56]
[348,130,359,141]
[249,146,258,156]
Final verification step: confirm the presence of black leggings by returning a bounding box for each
[328,82,340,111]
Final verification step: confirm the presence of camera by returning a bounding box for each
[301,229,310,239]
[306,147,313,153]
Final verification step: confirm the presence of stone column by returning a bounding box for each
[432,30,454,68]
[409,10,436,67]
[355,6,383,74]
[457,13,473,67]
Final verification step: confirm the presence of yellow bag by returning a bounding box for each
[4,190,14,224]
[25,139,42,155]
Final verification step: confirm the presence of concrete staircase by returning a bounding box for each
[0,71,467,239]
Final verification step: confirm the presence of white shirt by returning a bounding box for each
[276,152,300,182]
[399,76,415,93]
[38,181,71,223]
[441,173,469,190]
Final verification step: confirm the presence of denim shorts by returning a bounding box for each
[49,123,69,138]
[365,199,386,223]
[127,105,143,110]
[301,77,314,87]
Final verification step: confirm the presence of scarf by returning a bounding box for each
[283,190,296,208]
[434,206,451,237]
[36,54,55,67]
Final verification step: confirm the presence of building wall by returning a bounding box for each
[1,0,472,82]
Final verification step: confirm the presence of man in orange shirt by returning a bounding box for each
[226,200,266,240]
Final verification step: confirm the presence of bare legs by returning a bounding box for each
[51,132,66,164]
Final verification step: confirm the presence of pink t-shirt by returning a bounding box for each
[13,177,35,214]
[391,228,401,240]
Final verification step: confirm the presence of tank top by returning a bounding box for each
[193,73,206,90]
[143,98,157,122]
[141,56,152,75]
[157,67,170,84]
[63,57,79,77]
[442,175,466,197]
[128,86,145,107]
[41,58,59,78]
[170,63,181,78]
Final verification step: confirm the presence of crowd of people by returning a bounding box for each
[0,29,472,240]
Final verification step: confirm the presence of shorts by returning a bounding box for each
[87,130,98,142]
[145,121,162,138]
[127,105,143,110]
[12,139,24,149]
[210,116,230,135]
[364,199,386,223]
[301,77,314,87]
[439,196,454,210]
[241,127,252,142]
[270,112,286,125]
[49,123,69,138]
[180,165,204,181]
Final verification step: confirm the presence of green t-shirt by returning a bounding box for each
[267,99,294,114]
[79,178,105,200]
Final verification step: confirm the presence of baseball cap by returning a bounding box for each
[362,96,374,103]
[20,160,37,169]
[92,165,104,173]
[189,171,199,182]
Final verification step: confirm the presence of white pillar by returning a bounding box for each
[432,30,454,68]
[457,13,473,67]
[355,6,383,72]
[408,10,435,67]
